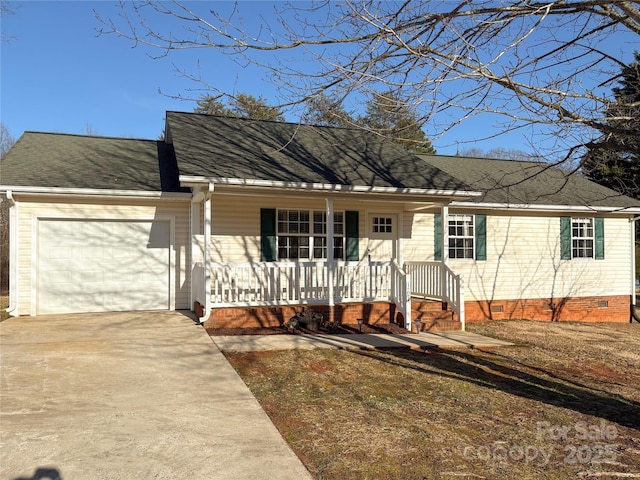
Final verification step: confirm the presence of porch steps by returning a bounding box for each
[411,298,462,332]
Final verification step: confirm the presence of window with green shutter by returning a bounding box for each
[260,208,277,261]
[435,213,486,261]
[261,208,358,261]
[560,216,604,260]
[345,210,359,261]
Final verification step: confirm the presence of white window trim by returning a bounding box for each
[276,209,345,260]
[448,214,475,260]
[571,217,595,259]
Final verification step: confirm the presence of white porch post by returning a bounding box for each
[326,198,335,307]
[441,204,449,303]
[200,183,214,323]
[189,191,202,310]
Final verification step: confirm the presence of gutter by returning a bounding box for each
[0,185,191,200]
[448,201,640,215]
[179,175,483,199]
[4,191,18,315]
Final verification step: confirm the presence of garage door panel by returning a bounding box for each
[38,219,170,314]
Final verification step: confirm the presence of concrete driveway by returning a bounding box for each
[0,311,312,480]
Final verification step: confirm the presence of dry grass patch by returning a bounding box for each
[224,321,640,480]
[0,295,9,321]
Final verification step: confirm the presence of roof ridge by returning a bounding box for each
[165,110,365,132]
[22,131,157,142]
[420,153,545,165]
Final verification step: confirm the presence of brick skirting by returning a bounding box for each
[464,295,631,323]
[198,294,631,330]
[200,302,400,330]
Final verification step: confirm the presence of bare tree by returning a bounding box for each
[0,123,15,159]
[1,1,17,44]
[96,1,640,164]
[458,147,541,162]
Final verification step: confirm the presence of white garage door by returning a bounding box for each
[38,219,171,314]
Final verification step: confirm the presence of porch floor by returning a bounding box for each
[210,331,513,352]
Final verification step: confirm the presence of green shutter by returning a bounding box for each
[475,214,487,261]
[345,211,359,261]
[260,208,276,262]
[560,216,571,260]
[594,217,604,260]
[434,212,442,261]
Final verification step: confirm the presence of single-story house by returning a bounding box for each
[2,111,639,330]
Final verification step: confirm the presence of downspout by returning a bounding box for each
[4,191,18,315]
[198,183,214,324]
[631,216,640,323]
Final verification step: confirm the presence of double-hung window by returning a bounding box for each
[571,217,594,258]
[560,216,604,260]
[448,214,475,259]
[434,213,486,261]
[277,209,344,260]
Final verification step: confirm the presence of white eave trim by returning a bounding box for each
[179,175,482,199]
[449,201,640,215]
[0,185,192,200]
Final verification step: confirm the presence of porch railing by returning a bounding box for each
[205,260,461,331]
[404,261,465,330]
[211,261,396,306]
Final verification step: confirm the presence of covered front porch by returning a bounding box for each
[185,179,474,332]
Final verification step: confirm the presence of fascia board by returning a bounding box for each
[0,185,191,201]
[448,201,640,215]
[179,175,482,199]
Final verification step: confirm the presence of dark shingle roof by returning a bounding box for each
[422,155,640,209]
[0,132,182,192]
[3,115,639,211]
[166,112,471,191]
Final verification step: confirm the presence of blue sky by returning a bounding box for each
[0,1,635,157]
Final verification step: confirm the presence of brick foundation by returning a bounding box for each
[464,295,631,323]
[197,294,631,331]
[201,302,401,330]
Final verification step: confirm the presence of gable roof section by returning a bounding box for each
[0,132,182,192]
[166,112,472,192]
[422,155,640,209]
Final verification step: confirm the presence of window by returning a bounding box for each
[572,217,594,258]
[277,209,344,260]
[434,213,486,261]
[448,214,474,259]
[560,216,604,260]
[372,216,393,234]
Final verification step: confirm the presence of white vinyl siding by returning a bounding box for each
[212,198,631,304]
[403,210,632,302]
[14,196,190,315]
[209,196,410,264]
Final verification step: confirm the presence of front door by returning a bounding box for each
[367,213,398,262]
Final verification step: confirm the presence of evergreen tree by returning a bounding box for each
[194,93,284,121]
[583,53,640,198]
[359,91,436,154]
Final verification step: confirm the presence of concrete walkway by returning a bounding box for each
[0,311,312,480]
[212,330,513,352]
